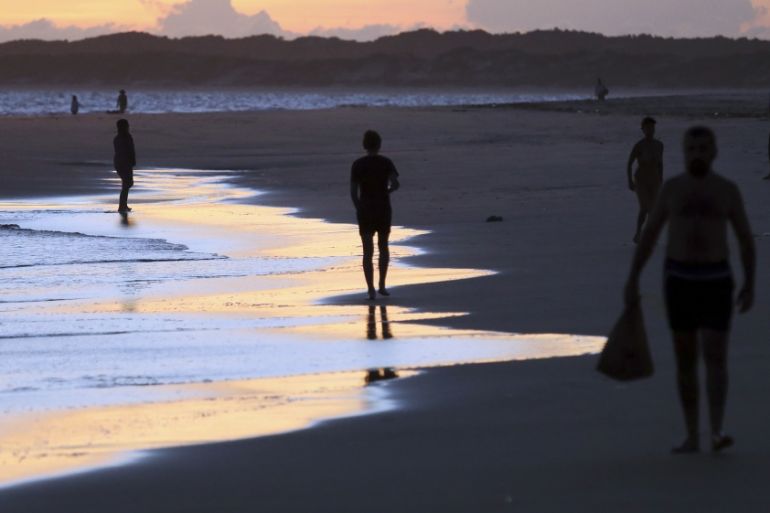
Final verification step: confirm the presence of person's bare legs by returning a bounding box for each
[672,330,700,453]
[702,329,733,451]
[377,230,390,296]
[118,178,131,213]
[633,209,647,243]
[361,232,376,299]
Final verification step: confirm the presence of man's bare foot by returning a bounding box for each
[378,288,390,297]
[367,288,376,300]
[118,207,132,213]
[671,437,700,454]
[712,434,734,453]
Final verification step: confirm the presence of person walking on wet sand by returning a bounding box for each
[113,119,136,214]
[627,117,664,243]
[117,89,128,114]
[595,78,609,101]
[350,130,400,300]
[624,126,755,454]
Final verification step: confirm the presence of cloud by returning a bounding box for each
[0,19,118,43]
[157,0,286,38]
[465,0,763,38]
[309,24,403,42]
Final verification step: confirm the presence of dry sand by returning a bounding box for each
[1,99,770,511]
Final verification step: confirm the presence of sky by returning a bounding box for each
[0,0,769,42]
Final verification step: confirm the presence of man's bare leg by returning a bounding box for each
[377,230,390,296]
[633,210,647,244]
[672,330,700,453]
[361,233,376,300]
[702,329,733,452]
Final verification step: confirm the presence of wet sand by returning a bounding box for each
[2,97,770,511]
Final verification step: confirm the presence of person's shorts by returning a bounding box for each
[664,260,734,332]
[117,168,134,188]
[634,173,661,211]
[357,203,392,236]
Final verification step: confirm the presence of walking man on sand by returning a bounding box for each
[113,119,136,214]
[624,126,755,454]
[117,89,128,114]
[627,117,665,243]
[350,130,400,300]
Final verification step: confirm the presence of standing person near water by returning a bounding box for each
[627,117,664,243]
[350,130,400,300]
[624,126,755,454]
[113,119,136,214]
[117,89,128,114]
[70,95,81,115]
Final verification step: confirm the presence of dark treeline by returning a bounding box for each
[2,29,770,87]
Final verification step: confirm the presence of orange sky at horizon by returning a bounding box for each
[0,0,467,33]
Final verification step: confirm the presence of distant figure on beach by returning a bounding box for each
[113,119,136,214]
[624,126,755,454]
[595,78,609,101]
[117,89,128,114]
[350,130,400,300]
[627,117,664,243]
[70,95,81,115]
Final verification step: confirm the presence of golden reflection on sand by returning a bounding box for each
[0,170,605,487]
[0,371,408,487]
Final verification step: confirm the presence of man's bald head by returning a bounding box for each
[683,126,717,177]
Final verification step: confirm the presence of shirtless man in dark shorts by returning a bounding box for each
[625,126,755,454]
[627,117,665,243]
[350,130,400,300]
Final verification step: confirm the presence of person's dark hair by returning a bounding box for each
[641,117,656,126]
[117,118,130,135]
[683,126,716,147]
[363,130,382,152]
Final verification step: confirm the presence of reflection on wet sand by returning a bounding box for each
[0,169,605,488]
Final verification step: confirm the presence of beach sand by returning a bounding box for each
[1,98,770,511]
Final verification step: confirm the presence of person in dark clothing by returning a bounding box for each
[350,130,400,300]
[113,119,136,213]
[117,90,128,114]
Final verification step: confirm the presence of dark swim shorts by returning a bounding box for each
[117,168,134,188]
[664,259,734,332]
[357,202,392,236]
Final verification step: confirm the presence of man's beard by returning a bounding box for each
[688,158,710,177]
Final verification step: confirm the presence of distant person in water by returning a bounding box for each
[595,78,609,101]
[627,117,664,243]
[625,126,755,454]
[117,89,128,114]
[113,119,136,214]
[350,130,400,300]
[70,95,81,115]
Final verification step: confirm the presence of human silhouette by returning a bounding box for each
[113,119,136,214]
[350,130,400,300]
[117,89,128,114]
[627,117,665,243]
[595,78,609,101]
[624,126,755,454]
[70,95,81,115]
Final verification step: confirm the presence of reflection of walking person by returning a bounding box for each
[113,119,136,214]
[627,117,664,243]
[350,130,400,300]
[624,126,755,454]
